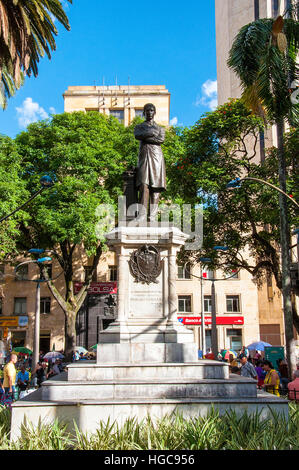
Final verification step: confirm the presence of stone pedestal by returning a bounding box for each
[97,226,196,362]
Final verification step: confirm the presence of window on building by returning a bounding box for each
[11,331,26,348]
[178,295,192,313]
[272,0,280,17]
[15,264,28,281]
[259,131,265,162]
[226,295,241,313]
[110,109,124,123]
[224,270,239,280]
[177,263,191,279]
[254,0,260,20]
[135,109,144,118]
[40,297,51,314]
[205,329,211,351]
[226,329,242,351]
[14,297,27,315]
[204,295,212,313]
[109,266,118,282]
[202,269,215,280]
[84,266,97,282]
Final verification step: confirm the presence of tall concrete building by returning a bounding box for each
[63,84,170,126]
[215,0,297,347]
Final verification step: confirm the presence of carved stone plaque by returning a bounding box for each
[129,245,162,284]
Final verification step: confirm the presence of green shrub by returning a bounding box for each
[0,404,298,450]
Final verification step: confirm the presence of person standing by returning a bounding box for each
[240,356,258,381]
[262,360,280,396]
[3,353,17,399]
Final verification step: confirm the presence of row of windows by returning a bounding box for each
[0,297,51,315]
[178,295,241,314]
[2,263,237,283]
[86,108,144,123]
[0,294,241,316]
[177,263,239,280]
[0,264,117,282]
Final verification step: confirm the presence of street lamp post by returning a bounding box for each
[199,246,230,359]
[15,255,52,371]
[227,177,299,208]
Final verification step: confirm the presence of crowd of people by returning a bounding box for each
[0,350,66,406]
[208,345,299,399]
[1,346,298,408]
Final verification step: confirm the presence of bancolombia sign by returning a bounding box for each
[178,316,244,326]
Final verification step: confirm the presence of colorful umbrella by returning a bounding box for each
[221,349,237,360]
[12,347,32,355]
[90,345,98,350]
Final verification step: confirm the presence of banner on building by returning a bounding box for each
[178,316,244,326]
[74,282,117,295]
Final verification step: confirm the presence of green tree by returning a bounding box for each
[0,0,72,108]
[12,111,182,358]
[227,3,299,375]
[0,135,29,259]
[175,99,298,331]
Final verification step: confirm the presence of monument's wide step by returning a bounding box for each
[41,375,258,401]
[67,360,230,381]
[10,388,289,441]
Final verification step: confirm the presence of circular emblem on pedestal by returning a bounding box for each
[129,245,162,284]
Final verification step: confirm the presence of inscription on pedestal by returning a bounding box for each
[129,273,164,318]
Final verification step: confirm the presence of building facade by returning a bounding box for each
[63,84,170,127]
[215,0,298,348]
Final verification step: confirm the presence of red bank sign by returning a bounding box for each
[178,316,244,326]
[74,282,117,295]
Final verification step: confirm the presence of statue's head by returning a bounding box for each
[143,103,156,121]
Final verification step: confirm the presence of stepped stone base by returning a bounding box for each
[10,381,288,441]
[10,360,289,440]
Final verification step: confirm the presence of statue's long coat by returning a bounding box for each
[134,121,166,191]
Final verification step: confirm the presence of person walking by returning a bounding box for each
[262,360,280,396]
[3,353,17,400]
[240,356,258,381]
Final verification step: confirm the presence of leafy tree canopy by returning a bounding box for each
[0,135,29,259]
[175,100,298,291]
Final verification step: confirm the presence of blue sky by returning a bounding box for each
[0,0,217,137]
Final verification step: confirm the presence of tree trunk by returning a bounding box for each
[276,120,296,379]
[65,310,77,362]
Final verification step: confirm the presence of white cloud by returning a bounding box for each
[49,107,56,114]
[16,98,49,128]
[170,116,178,126]
[194,79,218,111]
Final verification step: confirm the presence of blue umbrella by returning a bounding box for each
[246,341,271,351]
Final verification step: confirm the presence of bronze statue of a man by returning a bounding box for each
[134,103,166,221]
